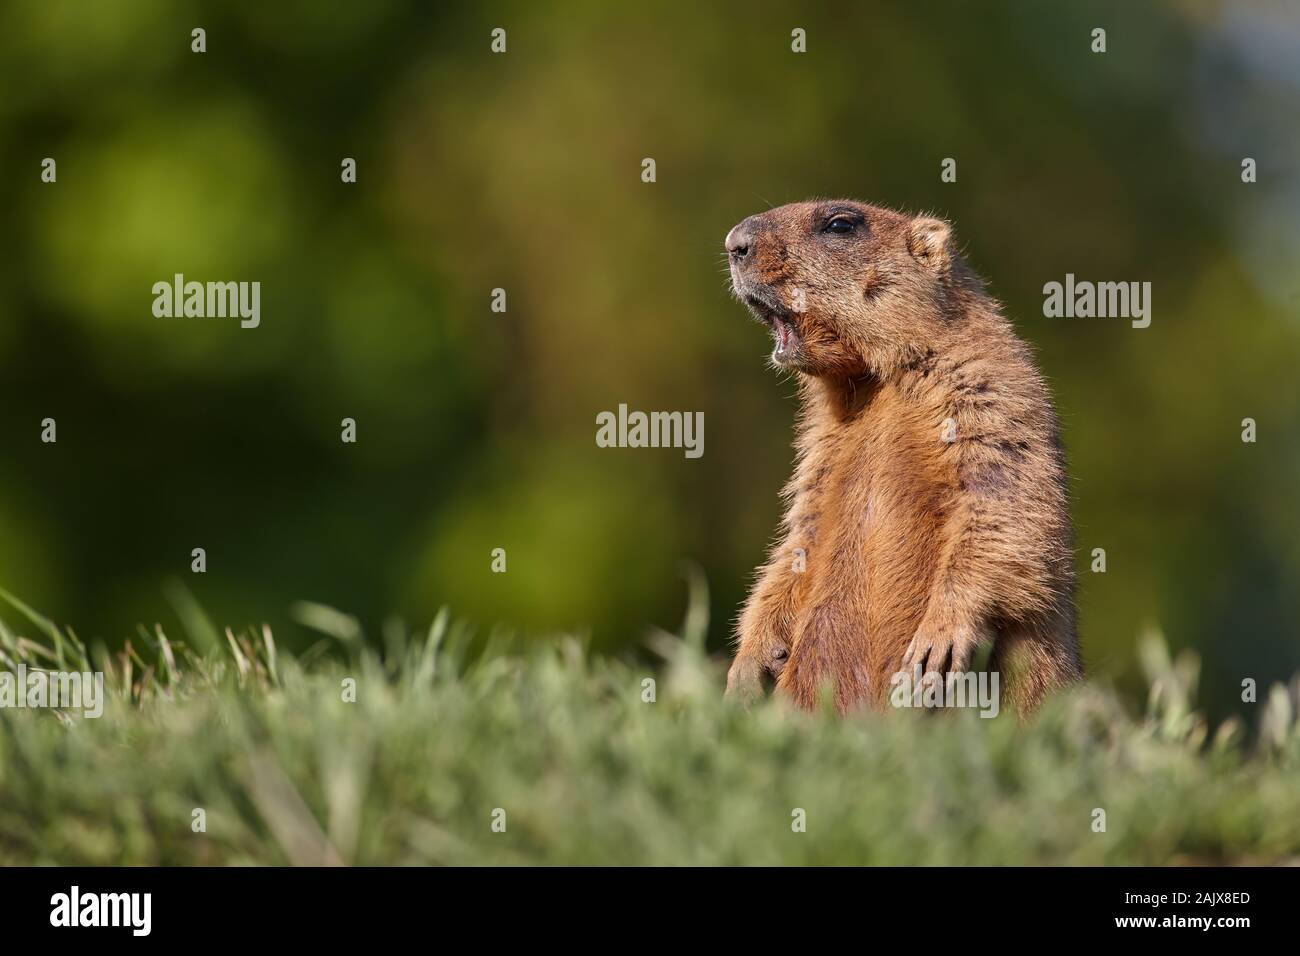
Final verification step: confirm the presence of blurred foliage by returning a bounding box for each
[2,598,1299,865]
[0,1,1297,721]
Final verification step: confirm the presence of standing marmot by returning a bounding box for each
[724,199,1082,717]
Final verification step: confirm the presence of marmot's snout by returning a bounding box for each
[725,216,758,263]
[726,213,803,367]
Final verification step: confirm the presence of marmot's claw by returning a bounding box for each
[905,627,977,675]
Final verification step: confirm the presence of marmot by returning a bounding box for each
[724,199,1082,717]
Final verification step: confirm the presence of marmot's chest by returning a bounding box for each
[791,402,952,593]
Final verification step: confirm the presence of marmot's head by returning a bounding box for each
[726,199,963,377]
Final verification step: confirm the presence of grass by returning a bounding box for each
[1,580,1298,866]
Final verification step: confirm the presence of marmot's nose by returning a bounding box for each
[726,220,755,261]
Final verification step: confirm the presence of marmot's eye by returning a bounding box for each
[824,217,855,235]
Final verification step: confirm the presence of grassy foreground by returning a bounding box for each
[1,585,1299,866]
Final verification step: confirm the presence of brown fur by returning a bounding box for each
[723,200,1082,717]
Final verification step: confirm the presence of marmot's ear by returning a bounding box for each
[907,217,952,271]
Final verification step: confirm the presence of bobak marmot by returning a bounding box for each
[724,199,1082,718]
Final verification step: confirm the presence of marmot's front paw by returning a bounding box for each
[724,644,789,706]
[903,622,983,675]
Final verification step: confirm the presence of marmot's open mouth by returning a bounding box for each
[744,293,801,364]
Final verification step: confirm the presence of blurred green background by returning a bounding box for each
[1,0,1296,718]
